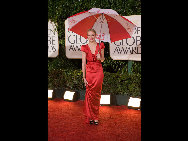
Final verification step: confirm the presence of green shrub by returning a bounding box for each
[48,68,141,97]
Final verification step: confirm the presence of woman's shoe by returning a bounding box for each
[90,120,94,124]
[94,120,99,125]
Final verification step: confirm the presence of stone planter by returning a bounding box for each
[78,89,86,100]
[53,88,66,99]
[116,95,130,106]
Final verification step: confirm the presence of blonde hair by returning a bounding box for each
[87,29,96,36]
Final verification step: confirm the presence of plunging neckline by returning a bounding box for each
[87,43,98,55]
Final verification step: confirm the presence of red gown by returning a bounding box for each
[81,42,105,124]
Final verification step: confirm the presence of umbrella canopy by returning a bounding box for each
[67,8,136,43]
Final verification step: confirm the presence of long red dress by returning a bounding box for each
[81,42,105,124]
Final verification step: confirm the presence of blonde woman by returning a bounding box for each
[81,29,105,125]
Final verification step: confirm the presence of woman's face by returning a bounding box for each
[87,31,96,42]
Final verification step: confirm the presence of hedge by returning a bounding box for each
[48,68,141,97]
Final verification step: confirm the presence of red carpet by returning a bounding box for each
[48,98,141,141]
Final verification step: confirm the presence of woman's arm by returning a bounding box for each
[82,52,86,78]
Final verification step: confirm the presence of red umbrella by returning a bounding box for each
[67,8,136,44]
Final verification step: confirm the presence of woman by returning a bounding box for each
[81,29,105,125]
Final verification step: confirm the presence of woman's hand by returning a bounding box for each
[83,78,88,87]
[96,52,105,62]
[96,52,101,60]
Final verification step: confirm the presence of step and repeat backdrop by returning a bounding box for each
[48,20,59,58]
[48,15,141,61]
[65,19,88,59]
[110,15,141,61]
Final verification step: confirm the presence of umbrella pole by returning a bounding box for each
[99,13,103,52]
[98,34,101,56]
[99,37,100,49]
